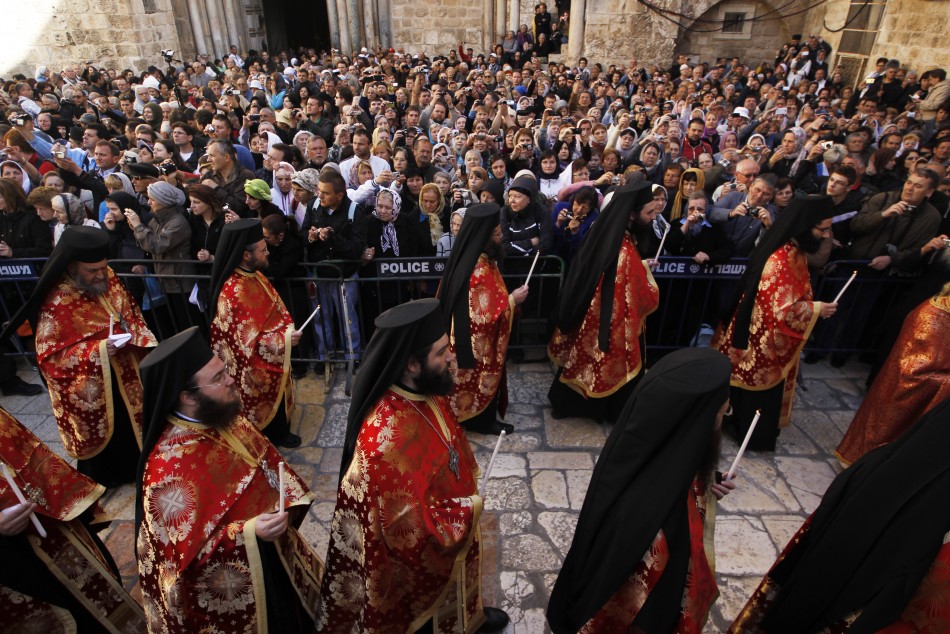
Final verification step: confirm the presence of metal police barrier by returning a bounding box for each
[0,256,922,370]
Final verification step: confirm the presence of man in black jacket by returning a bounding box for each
[301,169,367,362]
[0,178,52,395]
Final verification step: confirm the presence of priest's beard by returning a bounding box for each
[416,360,455,396]
[192,391,242,428]
[794,230,823,254]
[75,278,108,296]
[699,426,723,488]
[484,240,505,263]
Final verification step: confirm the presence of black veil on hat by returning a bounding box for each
[207,218,264,317]
[0,226,109,342]
[553,181,653,352]
[435,203,500,369]
[756,397,950,633]
[340,298,445,481]
[134,326,214,538]
[723,195,836,350]
[547,348,732,634]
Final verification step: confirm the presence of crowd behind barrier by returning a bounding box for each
[0,254,918,366]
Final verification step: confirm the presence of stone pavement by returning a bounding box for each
[0,354,869,632]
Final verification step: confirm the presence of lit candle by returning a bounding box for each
[296,304,321,333]
[1,463,47,538]
[832,271,857,304]
[726,409,761,481]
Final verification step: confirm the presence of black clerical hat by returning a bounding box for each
[207,219,265,316]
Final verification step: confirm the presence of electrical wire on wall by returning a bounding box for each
[822,0,873,32]
[636,0,833,33]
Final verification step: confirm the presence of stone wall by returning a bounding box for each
[581,0,678,67]
[388,0,486,55]
[804,0,950,84]
[3,0,182,77]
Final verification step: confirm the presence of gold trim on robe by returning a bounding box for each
[316,387,485,633]
[548,234,659,398]
[0,407,146,632]
[449,255,514,422]
[137,415,322,633]
[34,269,156,459]
[713,242,820,428]
[836,293,950,466]
[211,269,296,430]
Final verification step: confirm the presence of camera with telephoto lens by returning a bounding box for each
[161,49,175,63]
[819,122,836,131]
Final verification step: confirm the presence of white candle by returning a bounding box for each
[653,223,671,262]
[481,430,507,491]
[523,250,541,286]
[1,463,47,538]
[726,409,761,482]
[832,271,857,304]
[296,304,321,333]
[278,462,286,514]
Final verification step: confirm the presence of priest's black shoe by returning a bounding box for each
[464,419,514,436]
[477,607,510,633]
[276,433,302,449]
[0,376,44,396]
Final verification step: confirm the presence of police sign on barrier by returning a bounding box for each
[0,262,40,279]
[376,257,447,277]
[651,259,747,278]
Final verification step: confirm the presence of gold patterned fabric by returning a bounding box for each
[0,407,146,632]
[35,268,156,458]
[548,234,659,398]
[137,414,321,633]
[449,255,514,422]
[317,387,485,633]
[836,294,950,465]
[713,242,820,428]
[210,268,295,430]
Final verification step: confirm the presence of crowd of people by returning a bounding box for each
[0,25,949,633]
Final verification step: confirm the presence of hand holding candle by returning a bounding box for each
[1,463,46,538]
[726,409,761,482]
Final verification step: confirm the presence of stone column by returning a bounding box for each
[362,0,377,50]
[203,0,229,59]
[377,0,391,49]
[218,0,243,56]
[509,1,519,34]
[185,0,209,56]
[483,0,494,52]
[347,0,362,52]
[568,0,585,63]
[495,0,506,46]
[335,0,352,53]
[325,0,341,49]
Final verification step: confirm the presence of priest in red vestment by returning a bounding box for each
[209,218,303,448]
[836,285,950,466]
[436,203,528,436]
[547,348,736,634]
[548,182,660,424]
[713,196,838,451]
[730,397,950,633]
[0,406,147,632]
[136,327,323,634]
[0,226,156,487]
[318,299,509,633]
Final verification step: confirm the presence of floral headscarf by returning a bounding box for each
[374,188,402,255]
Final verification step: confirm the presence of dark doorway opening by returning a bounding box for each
[262,0,331,54]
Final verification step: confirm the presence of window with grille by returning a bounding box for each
[722,12,747,33]
[838,0,887,55]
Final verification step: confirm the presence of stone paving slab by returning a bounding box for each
[0,354,870,633]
